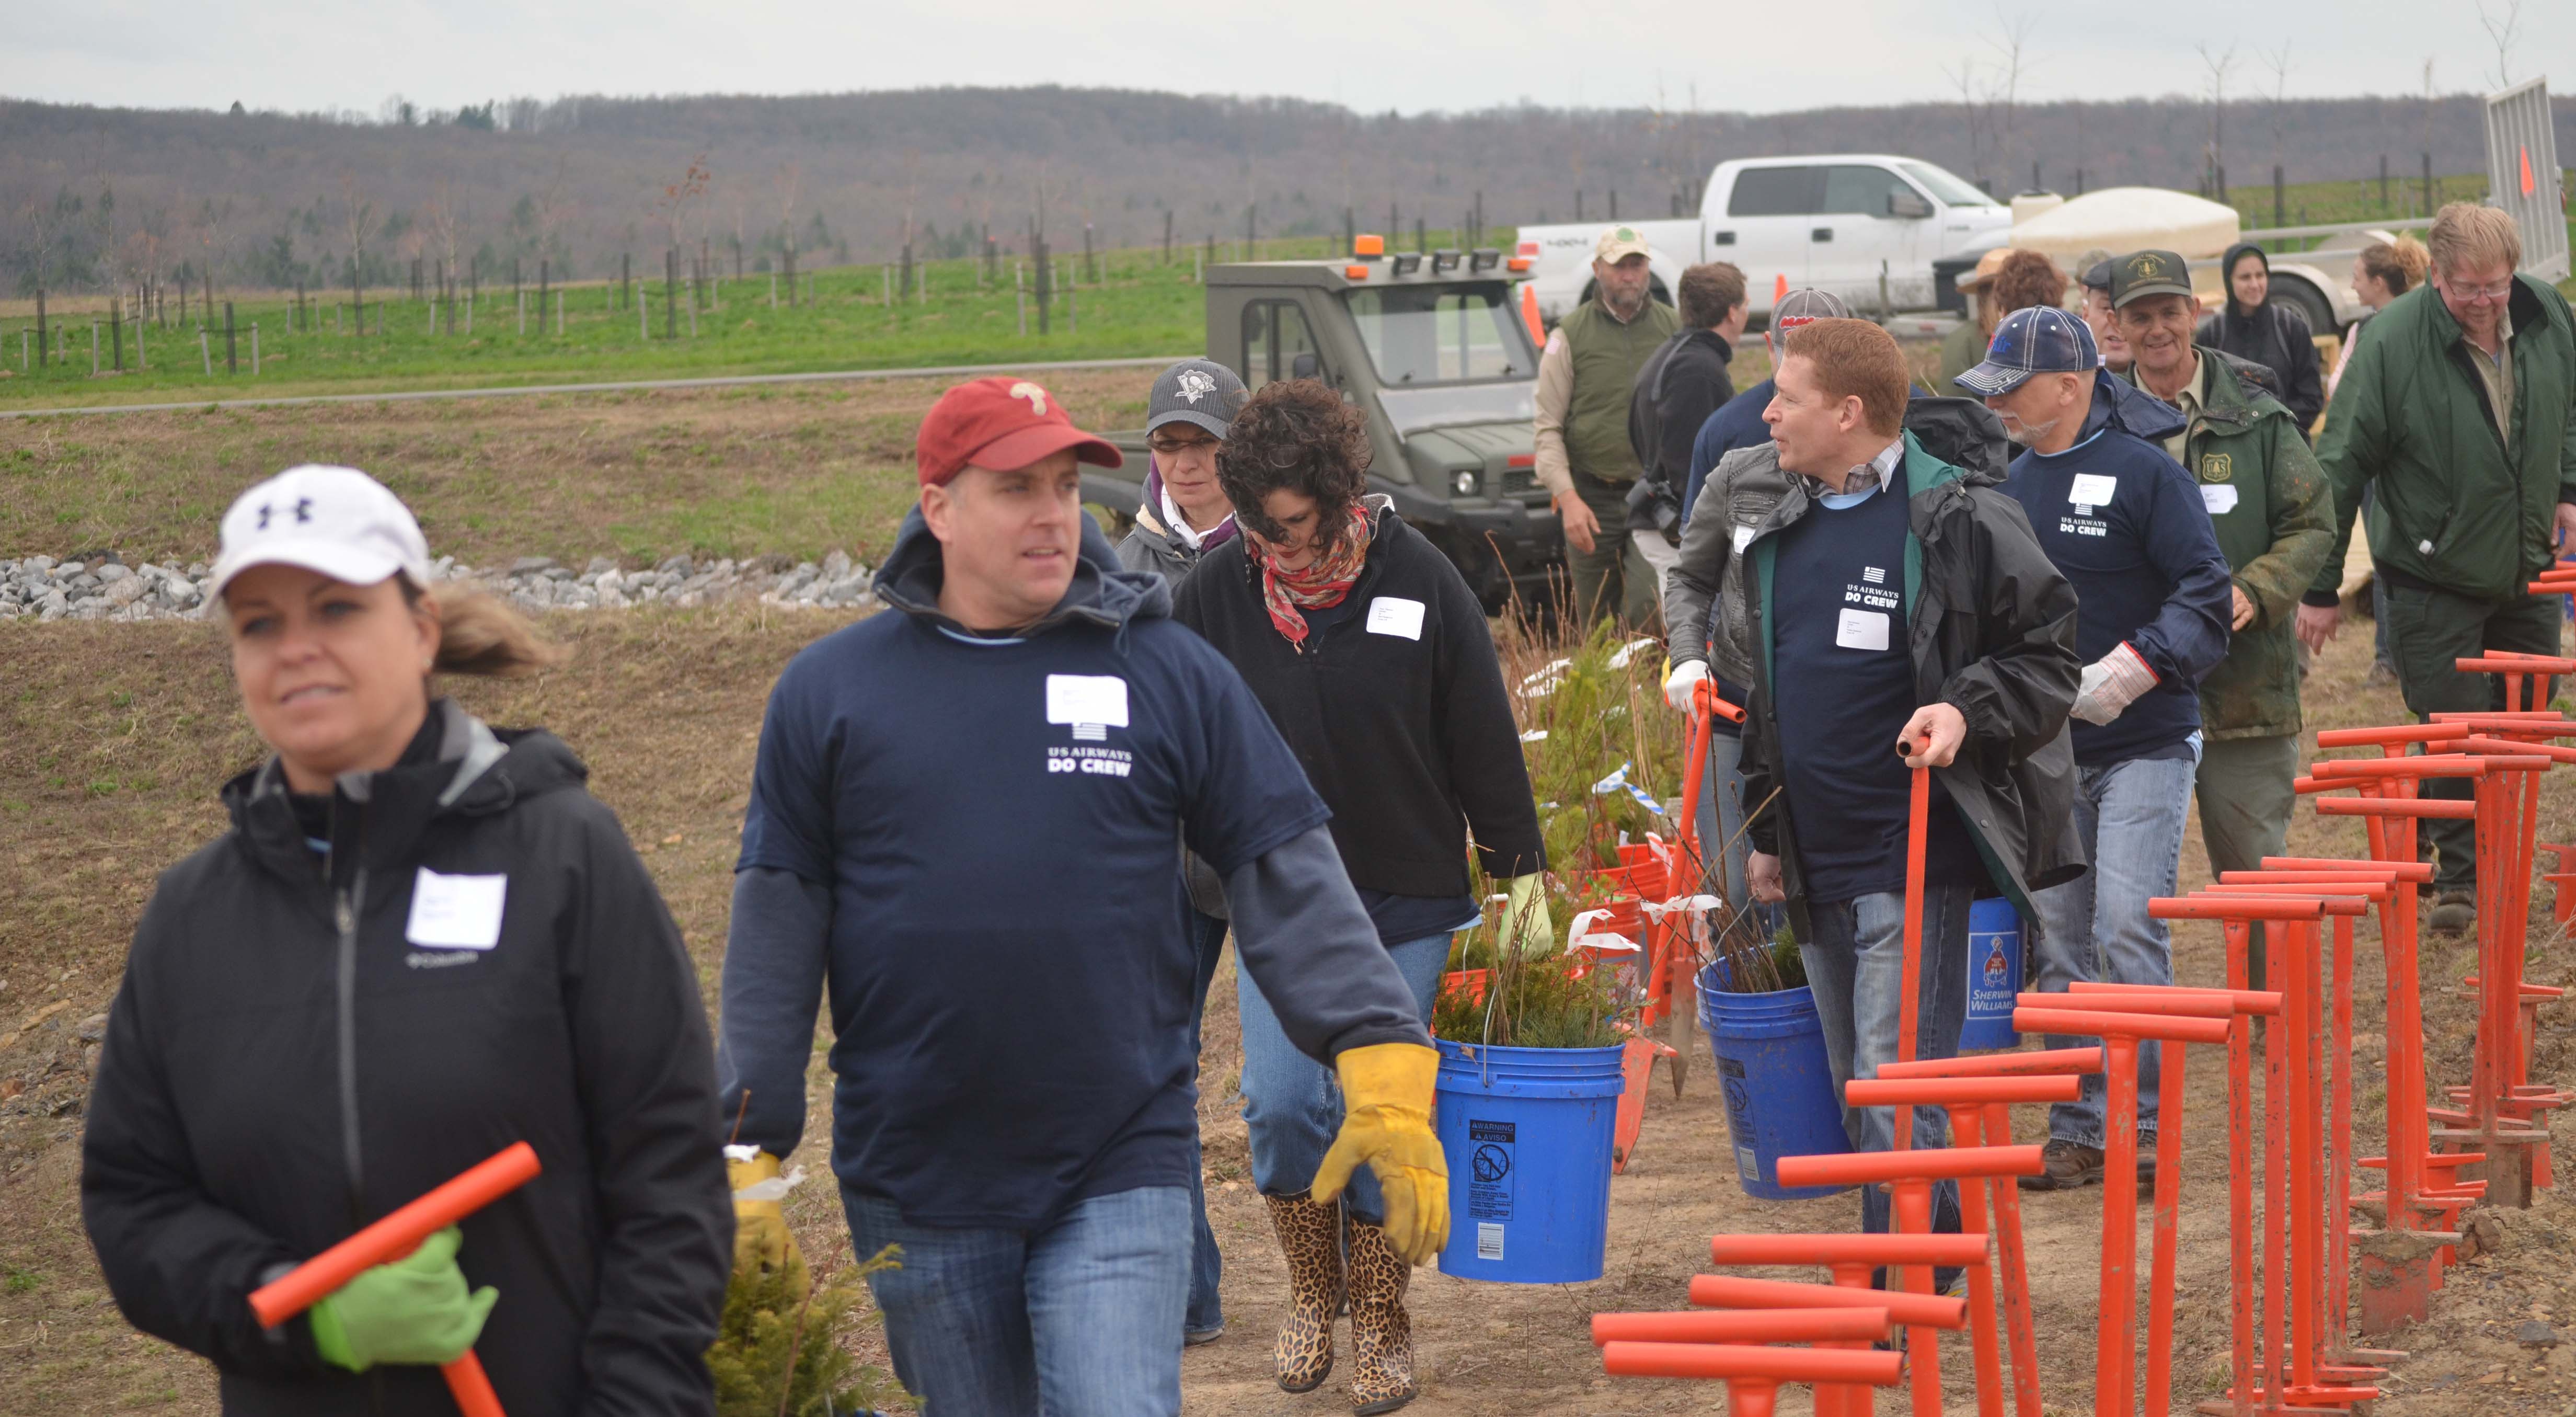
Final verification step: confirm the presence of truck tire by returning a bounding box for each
[2268,273,2339,342]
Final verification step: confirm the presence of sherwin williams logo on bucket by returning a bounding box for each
[1960,899,2024,1050]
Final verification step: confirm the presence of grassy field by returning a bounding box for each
[0,368,1152,569]
[0,229,1490,412]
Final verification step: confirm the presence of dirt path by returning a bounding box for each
[5,507,2576,1412]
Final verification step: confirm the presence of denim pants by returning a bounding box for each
[842,1184,1192,1417]
[1801,884,1972,1241]
[1236,932,1452,1222]
[2030,749,2199,1148]
[1183,909,1228,1336]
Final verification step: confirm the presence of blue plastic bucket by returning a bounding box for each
[1960,898,2023,1051]
[1434,1038,1626,1283]
[1698,961,1852,1201]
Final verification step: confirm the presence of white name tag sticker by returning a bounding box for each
[1045,675,1130,728]
[1366,597,1427,640]
[2200,484,2240,515]
[2068,473,2118,508]
[1731,523,1757,554]
[1835,608,1891,652]
[406,869,508,950]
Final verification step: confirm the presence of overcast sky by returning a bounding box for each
[6,0,2567,120]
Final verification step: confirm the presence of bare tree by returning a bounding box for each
[771,161,803,259]
[653,153,711,254]
[1944,56,1997,189]
[1984,12,2038,190]
[337,172,376,318]
[2261,43,2294,170]
[193,196,234,311]
[530,158,577,265]
[2196,42,2241,194]
[2478,1,2522,89]
[424,178,461,287]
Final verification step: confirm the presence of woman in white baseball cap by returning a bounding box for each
[82,465,734,1414]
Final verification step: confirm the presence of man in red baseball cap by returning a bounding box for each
[717,376,1445,1416]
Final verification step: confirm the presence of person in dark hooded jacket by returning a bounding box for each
[81,464,732,1416]
[1733,319,2084,1254]
[2200,243,2326,435]
[1965,306,2235,1193]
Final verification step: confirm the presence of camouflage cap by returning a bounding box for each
[1594,225,1653,264]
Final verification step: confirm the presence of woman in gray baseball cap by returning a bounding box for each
[1120,357,1250,1349]
[1119,358,1247,584]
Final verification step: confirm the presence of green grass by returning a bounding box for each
[0,228,1500,412]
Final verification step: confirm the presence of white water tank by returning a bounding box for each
[2007,187,2241,262]
[2010,191,2066,225]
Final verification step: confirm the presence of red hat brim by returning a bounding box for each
[958,423,1125,480]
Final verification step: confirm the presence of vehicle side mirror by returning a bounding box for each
[1291,352,1320,381]
[1888,191,1933,220]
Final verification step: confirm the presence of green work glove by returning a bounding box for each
[1499,873,1556,959]
[305,1226,498,1373]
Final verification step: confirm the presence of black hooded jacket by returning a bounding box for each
[82,700,732,1416]
[1738,398,2086,932]
[2201,243,2327,435]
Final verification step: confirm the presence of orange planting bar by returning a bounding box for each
[1693,679,1749,725]
[1844,1074,2080,1106]
[2215,872,2392,893]
[2068,981,2282,1015]
[2263,855,2433,879]
[2147,896,2326,921]
[1592,1308,1892,1347]
[1877,1045,2102,1079]
[2011,1007,2232,1045]
[2457,656,2576,673]
[2196,886,2373,915]
[2315,723,2469,748]
[1776,1143,2043,1187]
[2316,797,2478,819]
[1689,1274,1970,1328]
[2429,712,2571,726]
[2455,736,2576,763]
[2311,758,2487,779]
[251,1144,542,1327]
[1708,1233,1987,1266]
[2019,989,2232,1019]
[1602,1340,1906,1385]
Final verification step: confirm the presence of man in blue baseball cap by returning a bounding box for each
[1966,306,2235,1194]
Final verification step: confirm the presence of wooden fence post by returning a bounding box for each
[251,323,260,376]
[200,328,212,375]
[34,288,45,368]
[666,248,678,338]
[224,302,237,373]
[111,299,123,372]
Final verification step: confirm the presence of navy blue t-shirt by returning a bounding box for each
[2002,401,2232,766]
[738,608,1328,1227]
[1767,464,1985,903]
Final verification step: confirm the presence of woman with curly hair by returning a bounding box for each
[1171,380,1546,1414]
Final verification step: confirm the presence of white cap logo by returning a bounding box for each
[211,465,432,600]
[1008,381,1048,416]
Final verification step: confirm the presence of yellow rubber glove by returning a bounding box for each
[1310,1042,1451,1265]
[1499,872,1556,959]
[727,1151,809,1297]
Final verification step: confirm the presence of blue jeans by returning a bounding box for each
[1183,910,1227,1336]
[1236,932,1451,1222]
[1801,884,1973,1241]
[2029,748,2199,1148]
[842,1184,1192,1417]
[1694,731,1781,936]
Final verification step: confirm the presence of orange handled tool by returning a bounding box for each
[250,1142,542,1417]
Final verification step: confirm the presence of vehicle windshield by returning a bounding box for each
[1375,382,1536,439]
[1900,161,1999,209]
[1340,284,1534,385]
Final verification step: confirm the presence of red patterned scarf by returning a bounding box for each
[1253,502,1375,650]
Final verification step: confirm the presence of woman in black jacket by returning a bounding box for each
[1172,381,1546,1415]
[2200,242,2327,435]
[80,465,732,1416]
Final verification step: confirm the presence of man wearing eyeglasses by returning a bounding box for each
[2295,203,2576,938]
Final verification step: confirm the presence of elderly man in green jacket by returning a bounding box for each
[2114,248,2337,988]
[2295,204,2576,935]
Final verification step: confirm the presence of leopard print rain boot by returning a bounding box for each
[1344,1219,1418,1414]
[1264,1190,1342,1393]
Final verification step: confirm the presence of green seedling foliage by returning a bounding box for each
[707,1244,902,1417]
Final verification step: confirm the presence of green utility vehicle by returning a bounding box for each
[1088,247,1560,610]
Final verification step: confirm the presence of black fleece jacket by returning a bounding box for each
[1172,506,1545,896]
[82,700,731,1416]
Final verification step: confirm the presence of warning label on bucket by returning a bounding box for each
[1717,1055,1760,1181]
[1477,1222,1505,1261]
[1466,1118,1515,1221]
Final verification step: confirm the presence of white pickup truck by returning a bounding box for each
[1519,154,2012,323]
